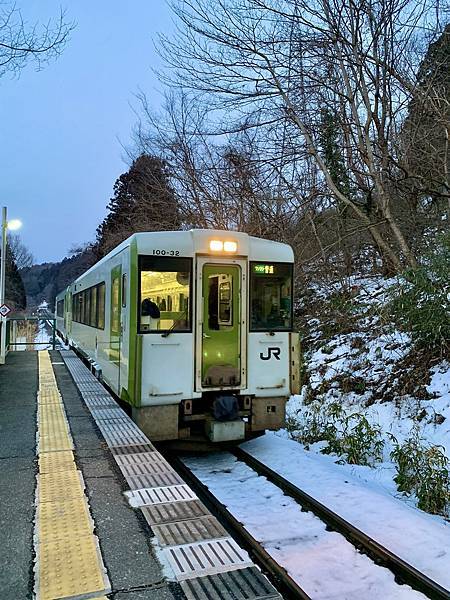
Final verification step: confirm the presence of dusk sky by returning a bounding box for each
[0,1,173,263]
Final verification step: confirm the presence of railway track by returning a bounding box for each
[169,449,450,600]
[168,453,312,600]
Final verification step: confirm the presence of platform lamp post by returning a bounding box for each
[0,206,22,364]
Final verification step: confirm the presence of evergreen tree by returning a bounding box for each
[403,25,450,203]
[95,155,181,258]
[2,242,27,310]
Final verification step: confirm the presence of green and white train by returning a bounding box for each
[55,230,299,445]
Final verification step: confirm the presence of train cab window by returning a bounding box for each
[139,256,192,333]
[250,262,293,331]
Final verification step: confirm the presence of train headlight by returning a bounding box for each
[224,241,237,253]
[209,239,238,252]
[209,240,223,251]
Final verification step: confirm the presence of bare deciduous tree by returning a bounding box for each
[0,3,74,76]
[134,91,298,240]
[154,0,447,272]
[7,233,33,270]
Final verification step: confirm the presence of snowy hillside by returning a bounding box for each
[288,275,450,517]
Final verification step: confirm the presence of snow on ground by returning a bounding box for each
[242,433,450,590]
[184,451,426,600]
[255,273,450,594]
[294,274,450,509]
[34,320,53,350]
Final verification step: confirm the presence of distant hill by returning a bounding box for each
[21,248,96,310]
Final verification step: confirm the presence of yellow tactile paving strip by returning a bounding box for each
[34,351,110,600]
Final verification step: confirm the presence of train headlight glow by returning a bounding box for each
[209,240,223,251]
[224,241,237,252]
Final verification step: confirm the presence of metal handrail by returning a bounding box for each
[3,316,57,354]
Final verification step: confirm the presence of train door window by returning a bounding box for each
[139,256,192,333]
[250,262,293,331]
[207,275,233,329]
[122,273,127,308]
[97,283,105,329]
[90,286,98,327]
[219,275,232,325]
[111,275,120,335]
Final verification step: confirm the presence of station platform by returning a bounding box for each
[0,350,282,600]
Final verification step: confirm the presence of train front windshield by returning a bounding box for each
[250,262,293,331]
[139,256,192,333]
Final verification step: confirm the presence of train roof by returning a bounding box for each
[69,229,294,287]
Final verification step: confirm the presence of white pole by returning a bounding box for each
[0,206,7,364]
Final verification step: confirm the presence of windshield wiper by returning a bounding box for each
[161,309,187,338]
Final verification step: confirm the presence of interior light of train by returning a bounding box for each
[209,240,224,251]
[223,241,237,252]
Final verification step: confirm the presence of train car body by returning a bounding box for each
[55,230,299,444]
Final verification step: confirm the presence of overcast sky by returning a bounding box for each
[0,1,173,263]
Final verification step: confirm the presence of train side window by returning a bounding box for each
[78,293,83,323]
[139,256,192,333]
[90,286,98,327]
[84,289,91,325]
[97,283,105,329]
[250,262,293,331]
[56,299,64,317]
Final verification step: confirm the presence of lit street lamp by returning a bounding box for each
[0,206,22,364]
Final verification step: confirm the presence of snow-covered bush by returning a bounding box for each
[323,410,384,466]
[390,233,450,355]
[390,429,450,516]
[289,400,384,466]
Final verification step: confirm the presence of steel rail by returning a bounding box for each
[233,447,450,600]
[168,453,312,600]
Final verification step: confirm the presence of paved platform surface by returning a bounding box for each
[1,350,283,600]
[0,351,180,600]
[0,352,37,599]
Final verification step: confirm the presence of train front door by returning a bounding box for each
[200,263,242,387]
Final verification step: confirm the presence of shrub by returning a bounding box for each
[322,410,384,466]
[290,400,334,446]
[390,232,450,354]
[291,400,384,466]
[390,429,450,516]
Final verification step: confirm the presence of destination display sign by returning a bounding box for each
[253,264,275,275]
